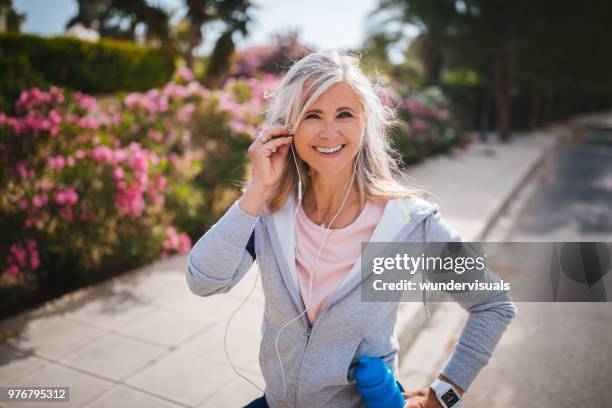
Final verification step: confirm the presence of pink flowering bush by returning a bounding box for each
[0,71,278,312]
[382,85,463,164]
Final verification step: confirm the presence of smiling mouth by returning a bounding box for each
[313,144,346,155]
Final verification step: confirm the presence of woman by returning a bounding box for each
[186,51,517,408]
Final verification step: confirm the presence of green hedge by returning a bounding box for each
[0,33,175,112]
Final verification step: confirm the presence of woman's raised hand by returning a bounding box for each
[247,126,294,192]
[239,126,294,216]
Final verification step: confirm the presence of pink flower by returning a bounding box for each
[156,176,167,191]
[64,187,78,205]
[178,233,191,253]
[75,150,86,160]
[74,91,98,111]
[402,99,427,115]
[32,194,48,208]
[113,167,124,180]
[6,264,20,277]
[78,117,99,129]
[115,183,146,218]
[27,240,38,250]
[147,129,164,142]
[17,198,28,210]
[48,110,62,136]
[55,191,67,205]
[177,103,195,124]
[163,227,179,250]
[27,240,40,269]
[229,119,247,134]
[40,179,54,192]
[47,156,66,171]
[162,227,192,254]
[10,244,27,267]
[128,151,148,171]
[30,252,40,269]
[429,107,450,121]
[410,118,428,133]
[136,171,148,186]
[147,187,165,205]
[177,67,194,82]
[55,156,65,169]
[66,156,76,167]
[124,93,140,109]
[49,86,65,104]
[16,162,29,179]
[114,149,128,162]
[92,146,114,162]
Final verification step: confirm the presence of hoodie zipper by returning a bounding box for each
[292,304,334,408]
[293,324,311,408]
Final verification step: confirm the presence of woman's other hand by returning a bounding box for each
[402,374,464,408]
[402,388,443,408]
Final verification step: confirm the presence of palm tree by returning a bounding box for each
[203,0,255,85]
[66,0,172,47]
[184,0,256,80]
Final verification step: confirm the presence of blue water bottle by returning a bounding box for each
[354,355,406,408]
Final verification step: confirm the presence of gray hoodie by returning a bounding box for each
[186,192,517,408]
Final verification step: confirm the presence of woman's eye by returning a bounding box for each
[305,114,319,119]
[338,111,353,118]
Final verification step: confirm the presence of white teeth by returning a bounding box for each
[315,145,343,154]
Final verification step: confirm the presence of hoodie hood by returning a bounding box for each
[260,190,439,318]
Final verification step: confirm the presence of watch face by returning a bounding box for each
[441,389,460,407]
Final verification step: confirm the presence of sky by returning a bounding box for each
[13,0,412,62]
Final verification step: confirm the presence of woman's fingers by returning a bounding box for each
[255,127,292,145]
[247,126,294,190]
[402,389,428,399]
[249,136,292,157]
[263,136,293,154]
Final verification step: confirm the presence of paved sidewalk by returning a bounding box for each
[0,126,560,407]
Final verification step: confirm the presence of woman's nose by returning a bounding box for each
[319,121,340,139]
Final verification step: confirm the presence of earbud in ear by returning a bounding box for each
[289,138,303,201]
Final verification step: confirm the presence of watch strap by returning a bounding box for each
[430,379,463,408]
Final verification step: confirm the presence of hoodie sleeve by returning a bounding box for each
[423,206,518,392]
[185,199,260,297]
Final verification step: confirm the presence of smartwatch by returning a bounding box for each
[429,379,463,408]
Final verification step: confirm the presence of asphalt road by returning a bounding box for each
[464,126,612,408]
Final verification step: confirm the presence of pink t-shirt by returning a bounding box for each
[295,198,387,325]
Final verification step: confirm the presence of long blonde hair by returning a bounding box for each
[261,50,423,212]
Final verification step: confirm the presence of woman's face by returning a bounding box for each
[293,81,364,177]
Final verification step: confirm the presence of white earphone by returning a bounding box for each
[224,135,364,400]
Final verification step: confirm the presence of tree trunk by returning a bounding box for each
[494,51,511,142]
[493,15,518,142]
[185,23,202,70]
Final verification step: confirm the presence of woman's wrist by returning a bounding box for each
[239,180,274,217]
[437,373,464,396]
